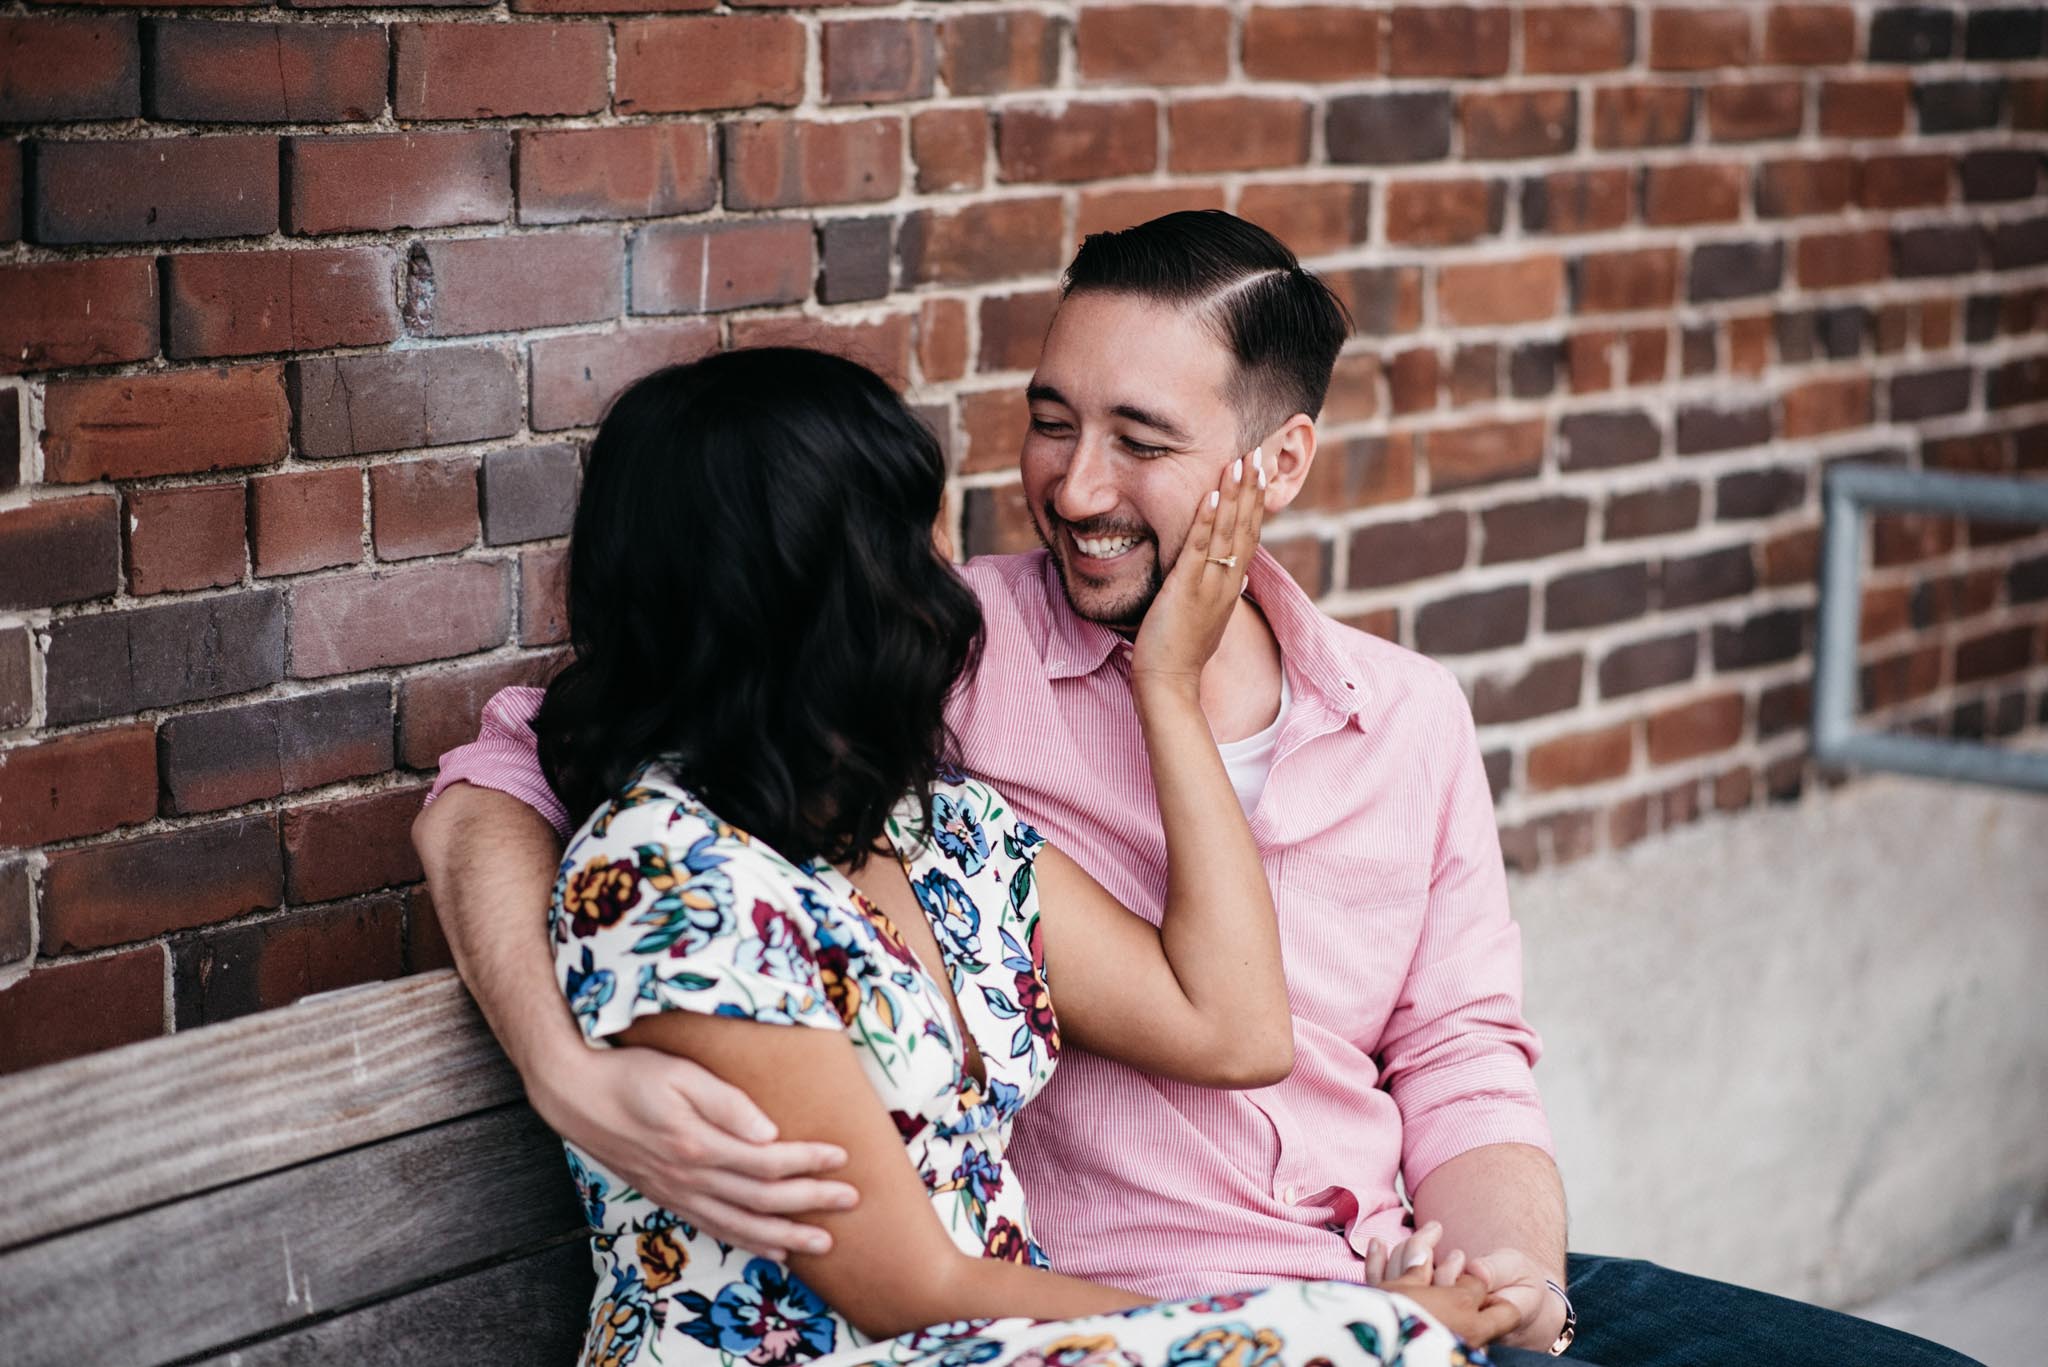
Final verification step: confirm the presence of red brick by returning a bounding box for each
[42,365,288,484]
[1438,256,1563,327]
[1756,158,1858,218]
[1389,348,1440,415]
[1647,692,1746,764]
[0,494,118,611]
[1331,266,1425,337]
[961,482,1038,557]
[483,444,581,546]
[1077,5,1231,85]
[975,290,1060,374]
[1649,7,1751,70]
[958,388,1028,475]
[1577,247,1677,314]
[124,484,245,597]
[398,656,555,771]
[249,469,362,577]
[1762,5,1855,66]
[1242,5,1381,81]
[0,257,157,375]
[1414,583,1529,654]
[393,22,606,119]
[164,247,402,360]
[1706,81,1805,142]
[824,17,935,104]
[371,457,478,561]
[517,125,716,225]
[1323,352,1380,425]
[520,545,569,645]
[286,131,510,235]
[1644,162,1746,226]
[291,347,519,457]
[819,217,892,304]
[1521,168,1630,234]
[1237,180,1372,258]
[615,16,806,114]
[1796,229,1890,290]
[42,815,282,954]
[0,723,156,847]
[1294,434,1416,511]
[1821,77,1909,138]
[1471,653,1583,725]
[0,15,139,121]
[0,627,29,729]
[406,232,622,337]
[1346,509,1467,589]
[33,136,277,245]
[1266,534,1330,599]
[1873,513,1957,568]
[917,299,970,384]
[405,885,454,973]
[1528,723,1633,790]
[1073,184,1226,244]
[1524,6,1634,73]
[939,10,1065,95]
[1389,5,1509,76]
[632,218,816,313]
[0,139,19,243]
[291,560,510,678]
[1385,178,1500,247]
[912,109,988,194]
[1593,85,1694,148]
[1168,98,1311,174]
[728,312,913,391]
[173,894,404,1029]
[0,859,25,963]
[157,682,392,815]
[1426,418,1546,491]
[149,19,385,122]
[44,588,283,726]
[1860,154,1951,210]
[901,197,1064,286]
[999,101,1159,184]
[1781,376,1871,438]
[0,947,165,1075]
[510,0,712,12]
[1461,89,1577,159]
[724,117,903,209]
[531,321,720,430]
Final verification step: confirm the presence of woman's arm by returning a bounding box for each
[618,1009,1150,1335]
[1034,452,1293,1089]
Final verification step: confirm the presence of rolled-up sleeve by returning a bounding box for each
[422,685,571,837]
[1378,672,1552,1193]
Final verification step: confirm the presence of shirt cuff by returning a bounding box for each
[1398,1078,1556,1197]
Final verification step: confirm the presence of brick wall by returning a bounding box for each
[2,2,2045,1075]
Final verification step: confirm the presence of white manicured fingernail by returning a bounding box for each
[1253,446,1264,473]
[1208,490,1220,508]
[1403,1250,1432,1272]
[1232,457,1243,482]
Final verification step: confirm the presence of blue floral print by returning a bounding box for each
[931,792,992,876]
[676,1258,838,1366]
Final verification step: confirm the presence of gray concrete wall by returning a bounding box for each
[1514,772,2048,1308]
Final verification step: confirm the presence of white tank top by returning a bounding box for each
[1215,671,1292,816]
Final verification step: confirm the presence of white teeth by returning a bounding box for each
[1074,535,1140,558]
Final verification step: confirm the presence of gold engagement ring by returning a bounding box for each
[1205,555,1239,569]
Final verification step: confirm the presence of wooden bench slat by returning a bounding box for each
[1,1105,587,1367]
[0,971,522,1251]
[186,1241,594,1367]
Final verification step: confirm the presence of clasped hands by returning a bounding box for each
[1365,1222,1567,1352]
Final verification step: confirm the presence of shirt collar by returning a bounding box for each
[1034,548,1373,720]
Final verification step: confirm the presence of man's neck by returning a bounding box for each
[1197,597,1286,744]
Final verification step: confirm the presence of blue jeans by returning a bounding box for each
[1483,1253,1982,1367]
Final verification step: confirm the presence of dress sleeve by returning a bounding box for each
[551,794,844,1044]
[422,685,572,838]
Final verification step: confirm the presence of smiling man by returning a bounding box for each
[413,212,1970,1367]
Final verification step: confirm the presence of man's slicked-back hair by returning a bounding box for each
[1061,210,1353,440]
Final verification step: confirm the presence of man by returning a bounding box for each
[415,212,1968,1366]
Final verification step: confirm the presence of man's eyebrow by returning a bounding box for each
[1025,383,1068,407]
[1110,403,1193,444]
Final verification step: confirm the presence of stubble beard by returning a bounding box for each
[1035,507,1165,633]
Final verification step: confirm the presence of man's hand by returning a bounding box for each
[1384,1259,1522,1348]
[1363,1221,1468,1287]
[1465,1246,1569,1352]
[527,1040,859,1259]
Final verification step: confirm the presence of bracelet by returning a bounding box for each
[1543,1278,1578,1357]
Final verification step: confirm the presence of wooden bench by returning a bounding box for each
[0,970,596,1366]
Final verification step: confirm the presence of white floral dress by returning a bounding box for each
[549,766,1487,1367]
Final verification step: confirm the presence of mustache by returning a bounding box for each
[1051,512,1154,542]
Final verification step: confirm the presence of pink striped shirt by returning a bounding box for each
[429,548,1550,1300]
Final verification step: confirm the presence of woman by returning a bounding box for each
[535,349,1513,1366]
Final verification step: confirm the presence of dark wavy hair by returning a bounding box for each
[533,348,984,870]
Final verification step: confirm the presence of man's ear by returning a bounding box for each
[1257,414,1319,515]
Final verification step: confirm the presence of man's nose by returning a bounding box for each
[1053,433,1119,522]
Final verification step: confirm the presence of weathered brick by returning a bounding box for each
[1528,723,1633,791]
[1989,355,2048,410]
[164,247,402,360]
[517,125,717,225]
[1461,89,1577,159]
[1449,345,1498,407]
[125,484,245,598]
[1439,257,1563,327]
[520,545,569,646]
[531,322,719,430]
[405,884,454,974]
[725,117,902,210]
[1796,228,1891,290]
[1480,496,1589,564]
[158,683,391,816]
[1471,653,1583,725]
[1600,632,1699,698]
[1644,162,1746,226]
[615,16,805,114]
[1647,692,1746,764]
[1346,511,1468,589]
[632,219,816,312]
[1821,77,1909,137]
[998,102,1158,184]
[1074,184,1228,243]
[1168,99,1312,174]
[1243,6,1380,81]
[939,10,1064,95]
[406,232,621,338]
[1593,86,1694,148]
[286,131,511,234]
[0,495,120,611]
[45,590,285,727]
[1860,153,1951,209]
[1520,168,1629,235]
[1076,5,1231,85]
[1689,241,1783,302]
[1757,158,1859,218]
[900,197,1064,287]
[1676,402,1773,456]
[0,139,17,244]
[1714,608,1808,671]
[1525,6,1634,73]
[1889,367,1974,421]
[1870,8,1951,63]
[1546,561,1651,630]
[150,20,385,123]
[1388,349,1440,415]
[483,444,581,546]
[1294,435,1416,512]
[0,947,165,1075]
[173,893,405,1029]
[1962,150,2040,204]
[0,860,26,964]
[1327,92,1453,164]
[1762,5,1855,65]
[1414,584,1530,654]
[42,815,281,954]
[1267,534,1330,599]
[1606,484,1701,541]
[393,22,606,119]
[0,15,139,121]
[912,109,988,194]
[727,312,914,391]
[370,456,478,561]
[0,723,156,847]
[1781,375,1871,438]
[916,299,969,385]
[1954,626,2035,686]
[397,655,555,771]
[960,482,1038,558]
[1705,81,1805,141]
[824,17,935,104]
[1965,8,2044,60]
[290,561,510,678]
[1990,217,2048,271]
[43,365,289,484]
[1650,7,1751,70]
[1577,247,1677,314]
[33,136,277,245]
[1386,178,1503,247]
[291,347,519,458]
[1717,467,1806,520]
[1916,80,2004,134]
[1664,545,1758,608]
[1426,418,1546,491]
[1389,5,1508,77]
[249,468,362,578]
[0,627,29,729]
[1559,410,1659,471]
[975,290,1059,374]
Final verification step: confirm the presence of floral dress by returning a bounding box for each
[550,767,1486,1367]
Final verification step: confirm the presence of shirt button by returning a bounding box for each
[1281,1184,1299,1203]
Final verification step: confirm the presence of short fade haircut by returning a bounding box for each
[1061,210,1353,441]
